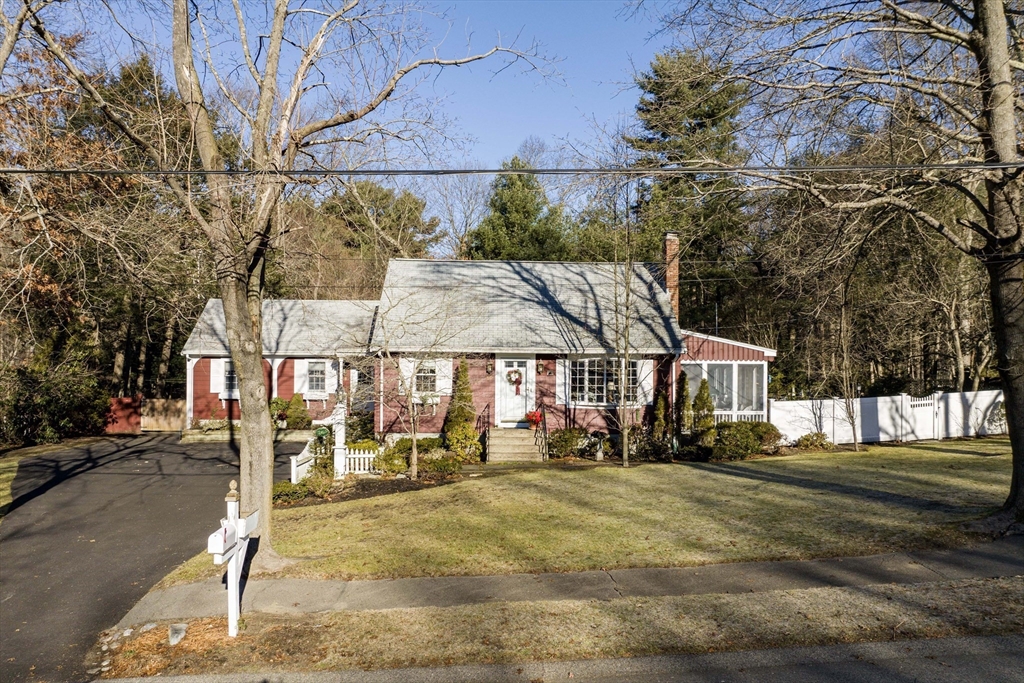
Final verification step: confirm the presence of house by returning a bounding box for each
[181,234,776,450]
[371,234,776,444]
[181,299,377,426]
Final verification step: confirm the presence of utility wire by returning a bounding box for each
[1,161,1022,176]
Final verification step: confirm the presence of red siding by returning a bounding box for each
[377,354,674,437]
[682,334,773,362]
[191,357,273,421]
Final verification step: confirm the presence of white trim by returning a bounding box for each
[494,354,536,426]
[186,355,197,425]
[270,358,284,398]
[680,329,777,359]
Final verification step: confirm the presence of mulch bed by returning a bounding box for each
[275,475,461,508]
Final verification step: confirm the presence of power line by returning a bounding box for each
[1,161,1022,177]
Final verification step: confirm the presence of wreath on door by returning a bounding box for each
[506,368,523,395]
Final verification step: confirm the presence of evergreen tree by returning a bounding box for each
[464,157,572,261]
[675,371,693,439]
[692,378,716,448]
[443,358,475,432]
[627,50,759,332]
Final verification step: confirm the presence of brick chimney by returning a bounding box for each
[664,232,679,321]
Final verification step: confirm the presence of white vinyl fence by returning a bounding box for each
[769,389,1005,446]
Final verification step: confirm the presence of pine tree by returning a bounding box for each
[464,157,572,261]
[692,378,716,448]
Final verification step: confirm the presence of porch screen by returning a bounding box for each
[736,364,764,412]
[682,364,702,402]
[707,363,734,411]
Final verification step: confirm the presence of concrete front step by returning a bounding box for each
[486,428,544,463]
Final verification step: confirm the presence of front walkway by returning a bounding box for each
[118,534,1024,627]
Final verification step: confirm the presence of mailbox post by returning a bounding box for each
[207,480,258,637]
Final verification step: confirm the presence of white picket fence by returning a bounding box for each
[289,441,382,484]
[769,389,1005,446]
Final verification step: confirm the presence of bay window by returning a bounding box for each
[569,358,639,405]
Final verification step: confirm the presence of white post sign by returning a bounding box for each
[206,480,259,637]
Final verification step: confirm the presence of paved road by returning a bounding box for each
[0,434,300,683]
[102,634,1024,682]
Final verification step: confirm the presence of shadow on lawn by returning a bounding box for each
[689,462,983,516]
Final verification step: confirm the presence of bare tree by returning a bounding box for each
[644,0,1024,517]
[15,0,545,555]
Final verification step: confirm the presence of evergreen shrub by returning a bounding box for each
[548,427,589,459]
[285,394,312,430]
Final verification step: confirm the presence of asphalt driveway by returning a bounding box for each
[0,433,300,683]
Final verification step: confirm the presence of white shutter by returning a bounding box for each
[209,358,225,394]
[637,359,655,405]
[294,359,308,395]
[555,358,568,405]
[398,357,415,395]
[436,358,454,395]
[327,359,339,394]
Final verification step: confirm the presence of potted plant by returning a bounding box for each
[525,410,543,429]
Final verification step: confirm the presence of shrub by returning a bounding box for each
[269,397,289,425]
[285,394,312,430]
[346,438,380,451]
[675,371,693,439]
[0,354,109,446]
[387,436,444,457]
[692,378,716,448]
[272,480,309,504]
[548,427,589,459]
[444,422,482,462]
[304,464,334,499]
[795,431,835,451]
[710,421,761,461]
[373,447,408,476]
[421,447,462,476]
[309,426,334,458]
[629,426,670,462]
[442,358,475,436]
[346,409,375,443]
[749,421,783,454]
[652,389,671,443]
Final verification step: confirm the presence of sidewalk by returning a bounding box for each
[118,535,1024,628]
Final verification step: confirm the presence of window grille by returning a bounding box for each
[308,361,326,393]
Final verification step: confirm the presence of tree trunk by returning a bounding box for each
[111,293,132,397]
[134,332,148,396]
[155,317,176,399]
[985,257,1024,519]
[220,279,275,542]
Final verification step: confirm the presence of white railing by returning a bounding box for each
[714,411,766,424]
[290,442,314,484]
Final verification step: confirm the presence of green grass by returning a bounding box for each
[164,437,1013,586]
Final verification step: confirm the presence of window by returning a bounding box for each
[737,364,764,412]
[682,364,703,402]
[707,363,734,411]
[569,358,638,405]
[224,361,238,396]
[414,364,437,393]
[308,361,326,393]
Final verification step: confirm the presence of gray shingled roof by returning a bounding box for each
[372,259,686,354]
[182,299,378,357]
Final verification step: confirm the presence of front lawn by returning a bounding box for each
[166,437,1012,585]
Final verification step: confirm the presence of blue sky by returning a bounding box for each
[425,1,671,166]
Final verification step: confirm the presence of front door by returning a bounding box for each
[497,357,532,425]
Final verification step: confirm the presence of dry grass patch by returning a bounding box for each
[156,437,1012,587]
[101,575,1024,677]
